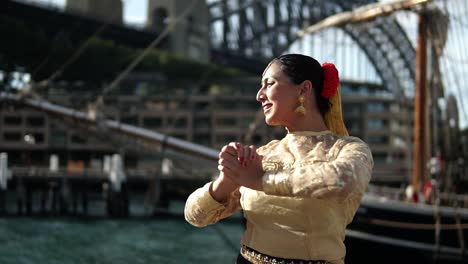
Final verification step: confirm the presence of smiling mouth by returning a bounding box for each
[262,104,272,113]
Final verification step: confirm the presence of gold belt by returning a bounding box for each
[240,245,330,264]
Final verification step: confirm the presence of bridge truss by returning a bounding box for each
[207,0,416,97]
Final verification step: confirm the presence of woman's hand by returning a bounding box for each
[210,172,239,203]
[218,142,265,191]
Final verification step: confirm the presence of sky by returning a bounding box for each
[32,0,148,25]
[31,0,468,128]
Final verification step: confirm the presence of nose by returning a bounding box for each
[256,87,265,102]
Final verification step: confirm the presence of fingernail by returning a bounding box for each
[250,154,255,160]
[243,161,247,167]
[239,157,244,162]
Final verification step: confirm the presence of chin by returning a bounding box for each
[265,117,280,126]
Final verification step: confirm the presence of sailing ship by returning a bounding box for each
[342,4,468,263]
[345,189,468,263]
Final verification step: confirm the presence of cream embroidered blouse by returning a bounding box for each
[184,131,373,264]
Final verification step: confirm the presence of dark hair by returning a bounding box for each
[269,54,331,116]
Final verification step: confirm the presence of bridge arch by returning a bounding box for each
[208,0,415,96]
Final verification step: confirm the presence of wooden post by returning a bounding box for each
[0,153,8,214]
[0,190,5,215]
[412,13,428,195]
[16,177,24,215]
[26,185,32,215]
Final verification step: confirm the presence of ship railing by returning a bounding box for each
[367,184,468,208]
[8,166,213,181]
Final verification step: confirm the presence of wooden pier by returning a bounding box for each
[0,166,210,218]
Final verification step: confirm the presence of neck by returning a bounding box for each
[285,111,328,132]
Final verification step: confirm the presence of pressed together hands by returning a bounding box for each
[210,143,265,202]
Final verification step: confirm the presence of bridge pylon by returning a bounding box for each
[147,0,211,62]
[66,0,123,24]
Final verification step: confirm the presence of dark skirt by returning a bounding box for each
[236,253,251,264]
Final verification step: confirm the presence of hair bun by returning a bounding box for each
[321,62,339,98]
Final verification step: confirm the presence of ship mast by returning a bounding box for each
[412,13,429,193]
[294,0,435,194]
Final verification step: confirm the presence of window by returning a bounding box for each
[342,104,360,115]
[216,134,238,143]
[194,134,211,146]
[167,117,187,128]
[194,117,211,128]
[215,100,237,110]
[367,119,386,129]
[3,132,21,141]
[215,117,237,127]
[194,102,210,111]
[30,133,44,144]
[367,135,388,144]
[143,117,162,128]
[121,116,138,125]
[172,133,186,140]
[50,130,67,147]
[373,153,387,164]
[239,101,260,110]
[26,116,45,127]
[367,102,386,112]
[71,134,86,144]
[4,116,21,126]
[152,7,169,32]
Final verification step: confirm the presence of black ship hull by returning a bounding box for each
[345,194,468,264]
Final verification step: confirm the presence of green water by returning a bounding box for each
[0,213,243,264]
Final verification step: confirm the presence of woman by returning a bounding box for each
[184,54,373,264]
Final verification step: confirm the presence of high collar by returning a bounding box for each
[286,130,332,136]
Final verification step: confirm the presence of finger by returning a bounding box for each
[228,142,243,156]
[241,146,250,167]
[219,157,241,171]
[228,142,241,151]
[229,142,245,163]
[219,151,241,162]
[220,145,238,158]
[217,164,238,179]
[248,145,257,160]
[221,144,238,155]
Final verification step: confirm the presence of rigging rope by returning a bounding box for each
[99,0,201,97]
[37,1,130,88]
[439,0,468,127]
[367,218,468,230]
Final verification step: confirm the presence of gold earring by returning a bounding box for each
[295,96,306,115]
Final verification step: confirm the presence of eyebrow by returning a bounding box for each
[262,73,278,84]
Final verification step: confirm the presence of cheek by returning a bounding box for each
[267,88,282,103]
[271,92,295,110]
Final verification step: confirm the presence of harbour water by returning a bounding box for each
[0,202,244,264]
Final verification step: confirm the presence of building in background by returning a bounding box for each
[65,0,123,24]
[64,0,211,62]
[146,0,211,62]
[340,81,414,185]
[0,75,414,185]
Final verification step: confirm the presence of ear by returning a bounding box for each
[299,80,313,97]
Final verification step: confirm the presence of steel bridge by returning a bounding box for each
[208,0,415,96]
[3,0,416,96]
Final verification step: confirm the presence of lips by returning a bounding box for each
[262,103,272,113]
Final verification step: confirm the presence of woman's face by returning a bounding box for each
[256,62,300,127]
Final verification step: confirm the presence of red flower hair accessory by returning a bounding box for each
[321,62,339,98]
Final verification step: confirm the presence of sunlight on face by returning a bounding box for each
[257,63,300,127]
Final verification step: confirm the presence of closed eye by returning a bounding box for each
[260,79,274,90]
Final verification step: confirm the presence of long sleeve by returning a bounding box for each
[184,182,242,227]
[261,135,373,201]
